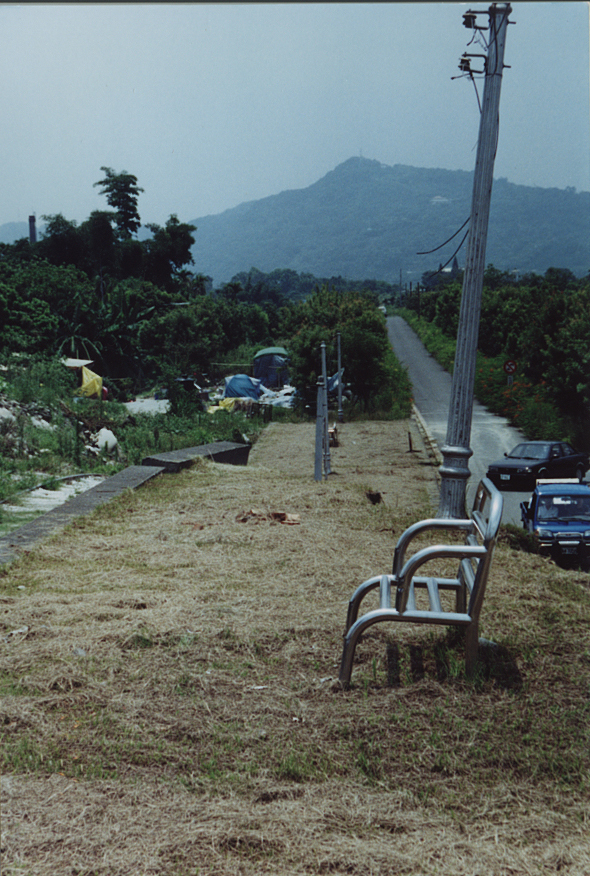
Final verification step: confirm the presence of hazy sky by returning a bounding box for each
[1,2,588,230]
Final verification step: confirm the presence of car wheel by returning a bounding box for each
[576,465,585,482]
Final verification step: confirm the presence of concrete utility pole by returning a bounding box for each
[314,342,332,480]
[438,2,512,518]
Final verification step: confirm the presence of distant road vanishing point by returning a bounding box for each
[386,315,527,525]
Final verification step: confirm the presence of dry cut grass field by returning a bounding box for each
[1,420,590,875]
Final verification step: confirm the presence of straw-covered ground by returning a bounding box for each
[2,419,590,875]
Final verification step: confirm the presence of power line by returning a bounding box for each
[417,216,470,255]
[422,228,470,282]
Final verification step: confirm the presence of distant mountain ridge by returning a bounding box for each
[188,158,590,285]
[0,221,36,244]
[2,158,588,285]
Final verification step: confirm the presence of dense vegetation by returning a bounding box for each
[400,264,590,449]
[0,168,412,518]
[0,169,404,406]
[284,285,410,417]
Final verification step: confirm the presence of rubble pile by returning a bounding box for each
[0,392,119,462]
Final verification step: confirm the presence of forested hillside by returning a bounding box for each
[3,157,588,286]
[186,158,590,285]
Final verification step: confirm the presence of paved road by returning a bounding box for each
[387,315,528,525]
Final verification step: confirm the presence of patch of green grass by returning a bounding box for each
[2,735,62,774]
[500,523,540,554]
[275,748,318,782]
[122,627,155,649]
[0,673,41,697]
[355,737,383,783]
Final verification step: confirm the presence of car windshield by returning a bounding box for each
[508,443,549,460]
[537,496,590,522]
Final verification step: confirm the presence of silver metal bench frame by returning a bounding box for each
[339,478,503,687]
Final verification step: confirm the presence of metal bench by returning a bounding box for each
[339,478,503,687]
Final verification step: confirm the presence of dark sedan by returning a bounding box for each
[486,441,589,490]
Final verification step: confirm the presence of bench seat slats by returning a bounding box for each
[398,609,472,625]
[426,577,443,614]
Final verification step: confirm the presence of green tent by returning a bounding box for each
[253,347,289,387]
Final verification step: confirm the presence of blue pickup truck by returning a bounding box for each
[520,480,590,568]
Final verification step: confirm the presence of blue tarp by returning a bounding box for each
[223,374,263,399]
[327,368,344,393]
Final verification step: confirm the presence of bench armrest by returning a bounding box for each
[396,543,487,614]
[392,518,474,577]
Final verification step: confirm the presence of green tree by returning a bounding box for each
[93,167,144,240]
[479,283,535,358]
[0,259,95,356]
[0,282,58,353]
[285,285,411,415]
[138,299,224,375]
[143,215,197,293]
[37,214,85,270]
[79,210,118,290]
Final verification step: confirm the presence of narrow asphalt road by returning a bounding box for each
[387,315,528,525]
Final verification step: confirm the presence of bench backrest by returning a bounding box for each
[393,478,503,619]
[464,478,503,619]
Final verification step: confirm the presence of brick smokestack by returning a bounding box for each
[28,215,36,244]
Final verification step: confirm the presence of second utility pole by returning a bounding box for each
[438,2,512,518]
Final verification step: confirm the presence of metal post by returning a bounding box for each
[314,378,324,481]
[337,332,343,423]
[321,342,332,476]
[438,2,512,518]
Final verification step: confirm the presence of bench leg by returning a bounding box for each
[344,576,381,633]
[339,609,398,688]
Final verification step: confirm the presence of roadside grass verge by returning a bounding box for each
[396,308,576,443]
[1,421,590,875]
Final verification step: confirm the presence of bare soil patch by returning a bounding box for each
[2,420,590,875]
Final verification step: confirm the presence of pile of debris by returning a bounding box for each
[0,392,57,460]
[0,391,119,462]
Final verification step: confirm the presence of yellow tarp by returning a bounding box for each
[78,366,103,398]
[207,398,237,413]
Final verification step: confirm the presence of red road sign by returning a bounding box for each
[503,360,517,375]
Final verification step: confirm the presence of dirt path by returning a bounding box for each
[251,418,438,507]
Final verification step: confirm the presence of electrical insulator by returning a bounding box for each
[463,12,477,28]
[459,55,472,73]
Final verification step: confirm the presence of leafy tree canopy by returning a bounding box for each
[143,215,197,293]
[93,167,144,239]
[285,284,411,415]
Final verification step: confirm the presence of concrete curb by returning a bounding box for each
[0,466,165,567]
[0,442,251,567]
[411,404,443,481]
[142,441,251,472]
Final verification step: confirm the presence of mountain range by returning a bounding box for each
[187,158,590,286]
[2,157,589,285]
